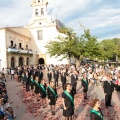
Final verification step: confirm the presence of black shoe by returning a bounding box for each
[105,106,108,108]
[109,105,114,107]
[84,97,88,99]
[52,111,55,115]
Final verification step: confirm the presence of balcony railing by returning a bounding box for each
[19,49,33,54]
[7,48,33,55]
[8,48,19,53]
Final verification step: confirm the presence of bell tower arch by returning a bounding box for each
[31,0,48,17]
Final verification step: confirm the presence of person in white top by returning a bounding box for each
[11,69,14,80]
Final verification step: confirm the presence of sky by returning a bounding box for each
[0,0,120,40]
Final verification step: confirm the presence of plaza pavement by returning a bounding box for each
[6,70,120,120]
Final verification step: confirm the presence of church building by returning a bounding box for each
[0,0,69,70]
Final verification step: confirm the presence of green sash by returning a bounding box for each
[30,78,34,83]
[40,84,47,95]
[48,86,57,98]
[22,76,24,78]
[35,81,39,87]
[83,79,88,85]
[90,109,103,120]
[64,90,74,109]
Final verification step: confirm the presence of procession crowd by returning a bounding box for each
[1,63,120,120]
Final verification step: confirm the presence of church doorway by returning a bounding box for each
[38,58,44,64]
[19,57,24,66]
[11,57,15,68]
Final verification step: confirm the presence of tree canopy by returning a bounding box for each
[98,38,120,61]
[45,25,120,63]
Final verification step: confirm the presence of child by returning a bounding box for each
[40,79,47,108]
[47,81,57,115]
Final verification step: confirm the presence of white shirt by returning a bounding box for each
[11,69,14,74]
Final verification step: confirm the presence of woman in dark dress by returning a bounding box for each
[47,81,58,115]
[34,76,40,101]
[21,72,25,88]
[62,83,75,120]
[90,99,104,120]
[30,75,35,95]
[40,79,47,108]
[81,73,89,99]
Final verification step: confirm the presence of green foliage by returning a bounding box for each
[98,38,120,60]
[80,29,101,59]
[45,24,120,62]
[45,26,82,60]
[45,25,101,61]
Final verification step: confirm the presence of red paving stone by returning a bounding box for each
[6,71,120,120]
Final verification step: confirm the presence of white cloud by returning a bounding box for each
[0,0,120,39]
[0,0,31,27]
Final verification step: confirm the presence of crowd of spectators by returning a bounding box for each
[0,72,16,120]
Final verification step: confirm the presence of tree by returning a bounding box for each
[45,25,101,66]
[99,38,120,61]
[81,29,101,59]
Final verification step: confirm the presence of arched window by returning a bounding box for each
[19,57,24,66]
[41,8,44,15]
[26,57,29,65]
[35,9,39,16]
[11,57,15,68]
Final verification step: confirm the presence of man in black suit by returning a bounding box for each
[61,71,67,90]
[38,69,43,83]
[103,74,114,108]
[71,70,78,94]
[53,69,59,87]
[47,70,52,84]
[25,70,30,92]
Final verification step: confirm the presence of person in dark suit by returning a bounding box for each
[71,70,78,94]
[38,69,43,83]
[81,73,89,99]
[103,74,114,108]
[25,71,30,92]
[61,71,67,90]
[47,70,52,84]
[53,69,59,87]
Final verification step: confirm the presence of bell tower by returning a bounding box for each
[31,0,48,18]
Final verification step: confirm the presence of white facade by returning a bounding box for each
[27,0,69,65]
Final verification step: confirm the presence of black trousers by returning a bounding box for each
[55,80,58,87]
[105,94,112,107]
[18,76,21,82]
[115,85,120,91]
[11,74,14,80]
[72,83,77,94]
[62,83,66,90]
[48,79,51,84]
[26,83,30,91]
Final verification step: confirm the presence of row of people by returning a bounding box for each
[28,75,103,120]
[7,63,120,120]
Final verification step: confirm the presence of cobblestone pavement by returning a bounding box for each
[6,70,120,120]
